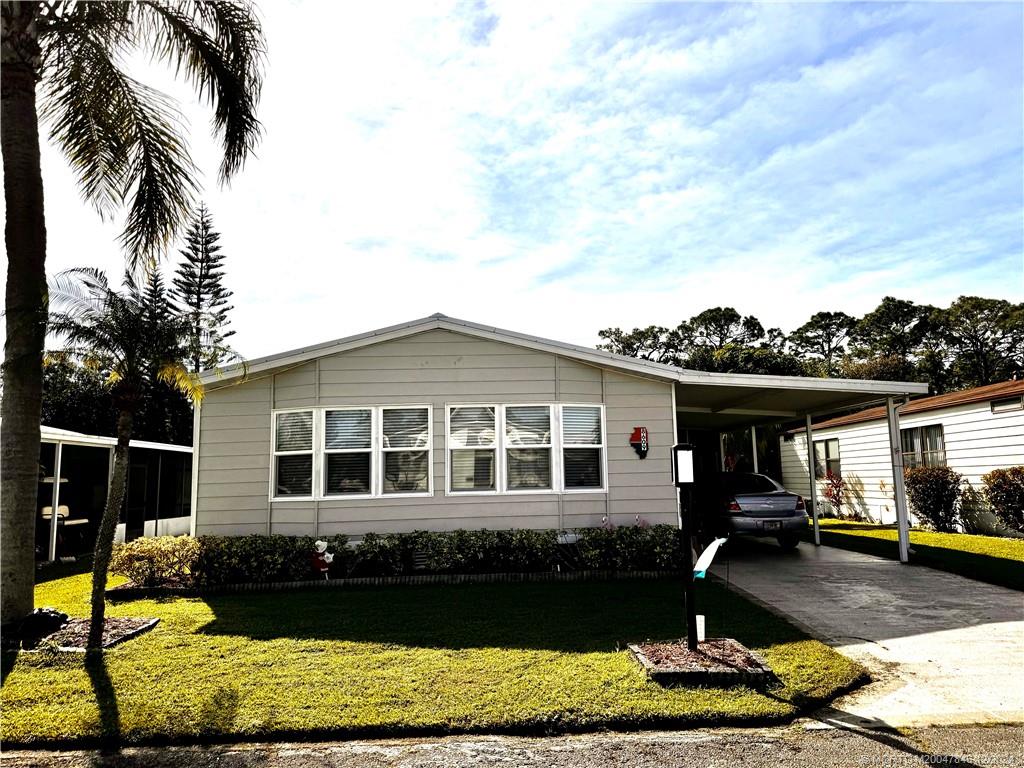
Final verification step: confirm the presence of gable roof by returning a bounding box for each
[200,313,927,402]
[789,379,1024,433]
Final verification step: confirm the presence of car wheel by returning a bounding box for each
[777,533,800,551]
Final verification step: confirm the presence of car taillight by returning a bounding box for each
[795,496,805,511]
[727,498,742,514]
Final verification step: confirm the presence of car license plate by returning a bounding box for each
[763,521,782,531]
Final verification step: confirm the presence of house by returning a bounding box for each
[192,314,927,551]
[780,380,1024,533]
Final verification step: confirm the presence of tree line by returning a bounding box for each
[598,296,1024,394]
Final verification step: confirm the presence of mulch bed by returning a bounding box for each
[628,638,775,688]
[36,617,159,651]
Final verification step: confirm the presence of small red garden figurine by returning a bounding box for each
[311,540,335,580]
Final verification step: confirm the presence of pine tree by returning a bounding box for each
[172,204,235,372]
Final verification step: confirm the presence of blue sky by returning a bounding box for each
[24,1,1024,357]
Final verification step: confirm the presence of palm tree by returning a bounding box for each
[49,266,228,648]
[1,2,264,626]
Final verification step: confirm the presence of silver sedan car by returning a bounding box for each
[697,472,809,550]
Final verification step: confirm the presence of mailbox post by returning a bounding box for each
[672,443,699,651]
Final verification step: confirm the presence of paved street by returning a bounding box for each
[2,724,1022,768]
[711,539,1024,727]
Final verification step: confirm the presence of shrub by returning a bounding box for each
[982,466,1024,533]
[575,524,682,570]
[110,535,199,587]
[113,525,688,588]
[904,466,963,533]
[192,535,320,587]
[822,471,846,518]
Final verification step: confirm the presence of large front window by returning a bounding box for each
[446,404,604,494]
[272,406,432,500]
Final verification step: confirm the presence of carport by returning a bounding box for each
[671,372,929,562]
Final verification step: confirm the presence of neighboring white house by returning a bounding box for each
[780,380,1024,532]
[191,314,926,542]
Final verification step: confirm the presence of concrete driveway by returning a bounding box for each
[710,539,1024,728]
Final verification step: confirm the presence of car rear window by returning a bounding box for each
[721,473,777,494]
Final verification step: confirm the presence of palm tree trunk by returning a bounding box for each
[1,2,46,627]
[87,409,134,650]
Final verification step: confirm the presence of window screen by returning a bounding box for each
[561,406,603,489]
[382,408,430,493]
[449,406,496,491]
[324,409,372,496]
[274,411,313,497]
[506,406,552,490]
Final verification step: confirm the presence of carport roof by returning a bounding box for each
[200,313,928,423]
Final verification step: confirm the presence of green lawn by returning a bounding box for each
[0,572,864,747]
[811,519,1024,591]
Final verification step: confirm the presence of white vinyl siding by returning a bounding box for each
[780,400,1024,532]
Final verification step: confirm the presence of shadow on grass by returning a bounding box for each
[1,650,17,687]
[196,579,806,651]
[84,650,121,753]
[35,556,94,584]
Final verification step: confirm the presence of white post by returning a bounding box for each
[48,442,63,561]
[805,415,820,546]
[750,425,759,474]
[886,397,910,564]
[718,432,726,471]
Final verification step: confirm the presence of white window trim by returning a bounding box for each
[379,404,434,498]
[560,403,607,494]
[271,405,433,502]
[445,403,501,496]
[504,403,557,495]
[271,407,317,502]
[322,406,375,500]
[444,403,606,496]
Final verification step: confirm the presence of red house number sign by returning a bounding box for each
[629,427,649,459]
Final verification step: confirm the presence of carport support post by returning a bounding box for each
[750,426,758,473]
[886,397,911,564]
[805,415,820,546]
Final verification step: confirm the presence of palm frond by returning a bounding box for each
[138,0,265,183]
[41,9,200,266]
[156,362,204,402]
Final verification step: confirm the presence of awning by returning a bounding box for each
[674,375,929,430]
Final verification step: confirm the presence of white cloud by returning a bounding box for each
[3,1,1021,359]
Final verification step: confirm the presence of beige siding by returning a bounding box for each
[779,401,1024,534]
[194,329,676,537]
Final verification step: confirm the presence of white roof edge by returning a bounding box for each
[199,313,929,397]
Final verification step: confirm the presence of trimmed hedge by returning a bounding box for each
[110,525,687,589]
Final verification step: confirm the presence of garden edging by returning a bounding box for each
[106,568,682,600]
